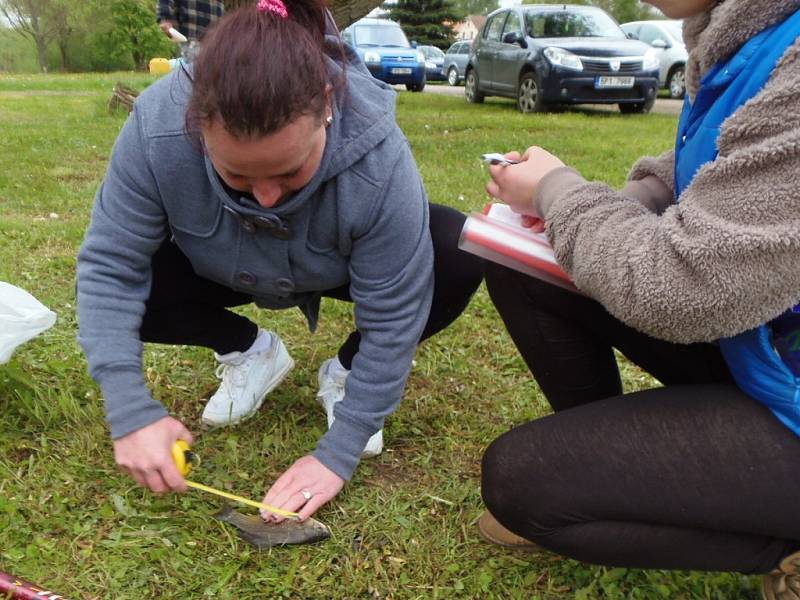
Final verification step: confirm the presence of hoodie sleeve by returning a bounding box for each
[312,142,433,480]
[77,105,170,438]
[533,43,800,345]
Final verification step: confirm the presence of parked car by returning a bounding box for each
[621,20,687,98]
[418,45,446,82]
[465,5,661,113]
[443,40,472,86]
[341,18,427,92]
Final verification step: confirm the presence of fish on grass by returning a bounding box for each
[215,504,331,548]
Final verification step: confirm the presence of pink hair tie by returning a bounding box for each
[257,0,288,19]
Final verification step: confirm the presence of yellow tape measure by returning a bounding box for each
[172,440,300,520]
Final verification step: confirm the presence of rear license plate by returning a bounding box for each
[595,76,634,89]
[391,68,412,75]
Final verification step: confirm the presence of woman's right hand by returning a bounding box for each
[112,416,193,493]
[485,147,566,218]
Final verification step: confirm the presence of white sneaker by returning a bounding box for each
[201,332,294,427]
[316,358,383,457]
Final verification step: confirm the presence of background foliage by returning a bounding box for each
[0,0,661,73]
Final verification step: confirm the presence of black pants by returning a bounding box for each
[482,263,800,574]
[140,204,484,369]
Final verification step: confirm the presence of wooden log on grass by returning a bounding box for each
[108,83,139,114]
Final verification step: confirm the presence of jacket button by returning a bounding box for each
[237,271,257,286]
[242,220,256,233]
[275,278,295,293]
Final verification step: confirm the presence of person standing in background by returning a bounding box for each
[157,0,224,60]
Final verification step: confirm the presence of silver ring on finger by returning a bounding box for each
[300,489,313,501]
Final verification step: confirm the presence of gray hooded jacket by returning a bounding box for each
[77,49,433,481]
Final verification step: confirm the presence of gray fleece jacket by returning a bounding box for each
[535,0,800,344]
[77,52,433,481]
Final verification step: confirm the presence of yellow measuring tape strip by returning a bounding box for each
[172,441,300,520]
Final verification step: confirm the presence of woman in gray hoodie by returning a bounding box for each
[76,1,482,521]
[479,0,800,596]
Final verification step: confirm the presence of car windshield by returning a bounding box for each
[663,20,683,43]
[421,46,445,59]
[354,24,410,47]
[525,9,624,38]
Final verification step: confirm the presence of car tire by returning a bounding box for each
[465,69,484,103]
[667,65,686,99]
[447,67,460,87]
[618,94,656,114]
[517,72,545,113]
[406,80,426,92]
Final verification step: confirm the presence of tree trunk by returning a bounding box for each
[223,0,381,28]
[35,37,48,72]
[58,40,68,71]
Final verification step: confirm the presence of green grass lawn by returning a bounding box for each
[0,73,758,599]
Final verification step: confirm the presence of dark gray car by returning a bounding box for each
[443,40,472,86]
[466,4,661,113]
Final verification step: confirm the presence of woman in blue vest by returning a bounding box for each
[479,0,800,595]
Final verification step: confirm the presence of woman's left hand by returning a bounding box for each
[485,147,565,217]
[260,454,344,522]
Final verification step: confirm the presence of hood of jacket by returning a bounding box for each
[142,35,399,222]
[683,0,800,99]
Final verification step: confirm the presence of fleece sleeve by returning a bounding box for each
[77,105,170,438]
[312,142,433,480]
[533,51,800,344]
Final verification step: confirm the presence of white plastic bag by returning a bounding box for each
[0,282,57,364]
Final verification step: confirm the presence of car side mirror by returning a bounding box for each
[651,38,669,49]
[411,40,418,48]
[502,31,527,48]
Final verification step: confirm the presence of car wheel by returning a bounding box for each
[618,95,656,114]
[465,69,484,103]
[667,65,686,99]
[406,80,426,92]
[517,72,545,113]
[447,67,459,87]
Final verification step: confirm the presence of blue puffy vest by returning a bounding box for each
[673,9,800,435]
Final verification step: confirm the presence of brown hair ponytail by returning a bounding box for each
[186,0,332,139]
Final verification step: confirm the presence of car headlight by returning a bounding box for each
[364,51,381,64]
[543,47,582,71]
[643,48,660,71]
[425,61,436,69]
[416,51,425,63]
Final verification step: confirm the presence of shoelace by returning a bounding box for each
[215,357,251,395]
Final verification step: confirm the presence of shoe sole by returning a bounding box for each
[201,356,295,428]
[477,516,542,551]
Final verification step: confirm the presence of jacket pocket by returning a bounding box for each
[168,200,223,239]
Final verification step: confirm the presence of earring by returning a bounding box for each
[325,115,333,127]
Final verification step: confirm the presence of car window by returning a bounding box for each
[502,11,523,39]
[525,9,623,38]
[353,23,410,47]
[484,13,507,42]
[456,42,467,54]
[621,23,640,39]
[638,24,665,45]
[663,20,683,43]
[425,46,444,59]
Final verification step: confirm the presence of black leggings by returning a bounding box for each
[140,204,484,369]
[482,262,800,574]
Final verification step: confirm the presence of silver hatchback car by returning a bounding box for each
[621,20,687,99]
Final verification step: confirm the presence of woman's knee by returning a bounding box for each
[481,421,574,538]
